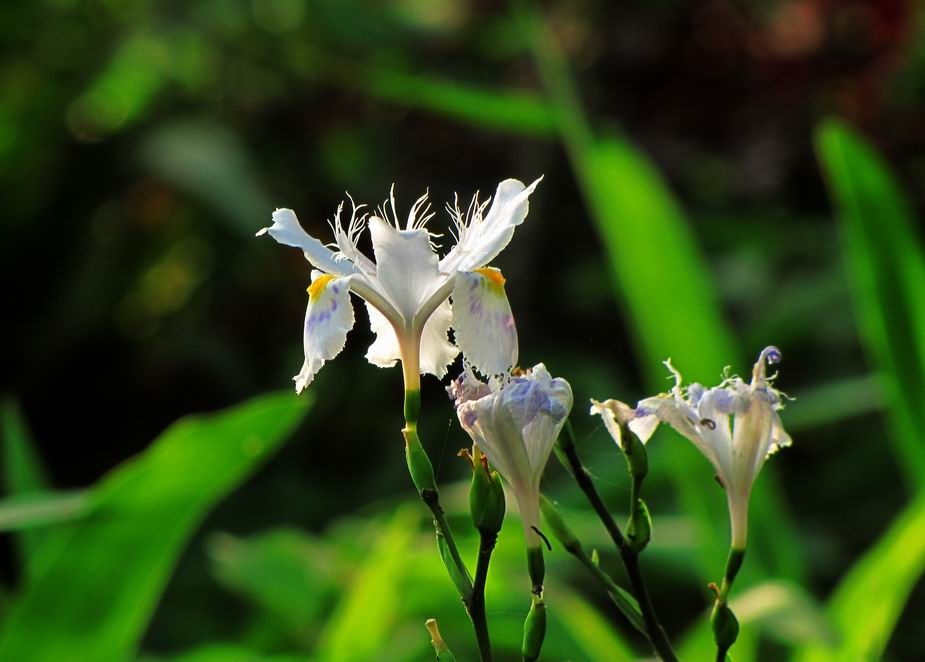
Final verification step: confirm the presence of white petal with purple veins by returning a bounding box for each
[294,272,355,393]
[452,268,518,377]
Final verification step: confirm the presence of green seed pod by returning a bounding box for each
[627,498,652,553]
[521,598,547,662]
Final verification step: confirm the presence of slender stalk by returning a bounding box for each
[712,548,745,662]
[469,532,497,662]
[557,426,678,661]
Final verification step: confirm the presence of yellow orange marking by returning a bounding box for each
[474,267,506,288]
[307,273,336,300]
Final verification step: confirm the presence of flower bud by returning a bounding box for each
[521,596,547,662]
[404,429,437,495]
[469,451,506,535]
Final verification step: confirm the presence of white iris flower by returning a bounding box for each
[451,364,573,549]
[594,346,791,550]
[258,178,541,393]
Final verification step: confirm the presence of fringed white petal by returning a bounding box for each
[368,217,443,322]
[294,273,355,393]
[258,208,354,277]
[418,298,459,378]
[440,177,541,274]
[364,302,401,368]
[452,268,518,378]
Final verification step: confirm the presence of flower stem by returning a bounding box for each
[557,424,678,661]
[470,531,497,662]
[712,547,746,662]
[403,387,495,659]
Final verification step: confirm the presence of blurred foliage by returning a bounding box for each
[3,0,925,660]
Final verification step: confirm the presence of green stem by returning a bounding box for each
[557,426,678,661]
[712,547,746,662]
[404,388,489,658]
[470,532,497,662]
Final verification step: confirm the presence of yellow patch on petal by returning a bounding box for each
[474,267,506,289]
[307,274,337,300]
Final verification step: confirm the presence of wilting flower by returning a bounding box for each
[258,178,541,393]
[450,365,573,548]
[594,346,791,550]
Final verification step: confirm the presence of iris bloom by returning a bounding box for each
[594,346,791,550]
[450,364,573,549]
[258,178,540,393]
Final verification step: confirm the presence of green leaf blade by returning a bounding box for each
[814,118,925,488]
[0,391,310,662]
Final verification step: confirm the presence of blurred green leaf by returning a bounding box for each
[1,399,49,495]
[140,643,305,662]
[784,375,884,431]
[288,45,558,137]
[0,391,310,662]
[208,528,341,642]
[554,589,636,661]
[815,119,925,488]
[138,120,273,236]
[314,506,419,662]
[796,495,925,661]
[1,399,54,563]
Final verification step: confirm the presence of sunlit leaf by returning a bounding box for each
[208,528,342,641]
[0,391,310,662]
[554,589,636,661]
[796,495,925,661]
[313,506,419,662]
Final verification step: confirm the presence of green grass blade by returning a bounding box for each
[289,45,558,138]
[554,589,636,661]
[795,495,925,661]
[1,399,53,563]
[0,391,310,662]
[815,119,925,488]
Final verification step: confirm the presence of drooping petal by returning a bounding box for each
[452,268,518,377]
[418,298,460,378]
[257,209,355,277]
[368,217,443,322]
[440,177,542,274]
[364,302,401,368]
[294,272,355,393]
